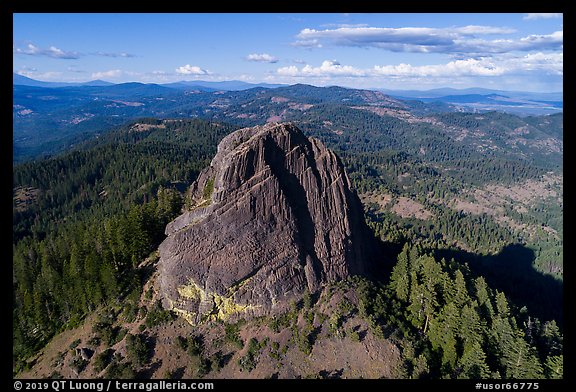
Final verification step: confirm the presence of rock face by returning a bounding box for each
[158,122,375,324]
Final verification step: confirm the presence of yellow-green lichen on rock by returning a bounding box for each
[177,279,206,302]
[175,279,258,324]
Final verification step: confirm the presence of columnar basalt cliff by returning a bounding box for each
[158,122,375,324]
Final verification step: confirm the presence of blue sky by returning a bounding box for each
[13,13,563,92]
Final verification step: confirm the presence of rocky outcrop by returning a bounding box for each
[158,122,375,324]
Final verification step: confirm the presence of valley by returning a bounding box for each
[12,82,563,380]
[13,76,563,164]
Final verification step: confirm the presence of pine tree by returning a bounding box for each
[450,270,469,308]
[544,355,563,379]
[390,245,411,302]
[458,341,491,379]
[418,255,444,333]
[428,302,460,373]
[458,302,484,352]
[502,331,544,379]
[407,274,425,330]
[474,276,494,321]
[540,320,562,357]
[412,354,430,379]
[495,291,510,318]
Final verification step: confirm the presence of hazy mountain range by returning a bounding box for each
[14,73,562,111]
[13,73,563,162]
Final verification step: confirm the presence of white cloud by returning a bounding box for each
[14,43,80,59]
[500,52,563,75]
[91,69,123,79]
[450,30,563,55]
[67,67,86,73]
[373,59,505,77]
[294,25,562,55]
[175,64,210,75]
[454,25,517,35]
[277,66,300,76]
[246,53,279,63]
[276,53,562,80]
[320,23,369,28]
[14,43,139,60]
[296,26,515,48]
[19,65,38,72]
[237,74,257,81]
[291,39,323,48]
[16,70,63,80]
[523,13,562,20]
[94,51,136,58]
[278,60,366,77]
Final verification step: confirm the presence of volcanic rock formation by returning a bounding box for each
[158,122,375,324]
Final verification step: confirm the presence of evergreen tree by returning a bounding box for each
[449,270,469,309]
[458,341,491,379]
[428,302,460,373]
[502,331,544,379]
[418,255,444,333]
[474,276,494,321]
[458,302,484,352]
[495,291,510,318]
[390,244,411,302]
[544,355,563,379]
[540,320,562,357]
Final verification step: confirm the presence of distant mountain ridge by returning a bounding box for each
[13,74,563,162]
[379,86,562,101]
[13,73,284,91]
[383,87,563,117]
[13,73,113,88]
[15,73,562,99]
[160,80,286,91]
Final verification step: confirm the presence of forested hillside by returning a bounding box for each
[14,82,561,163]
[13,119,237,372]
[13,111,562,379]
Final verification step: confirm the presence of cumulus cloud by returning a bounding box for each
[278,60,366,77]
[175,64,210,75]
[499,52,563,75]
[523,13,562,20]
[14,43,80,59]
[294,25,562,55]
[246,53,279,63]
[91,69,123,79]
[373,59,505,77]
[276,53,562,80]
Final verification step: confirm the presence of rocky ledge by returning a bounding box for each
[158,122,375,324]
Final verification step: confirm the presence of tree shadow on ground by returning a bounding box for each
[433,243,563,328]
[371,239,563,329]
[137,359,162,379]
[368,238,404,283]
[171,367,186,379]
[318,368,344,379]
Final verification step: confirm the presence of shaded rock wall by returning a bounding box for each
[158,122,375,323]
